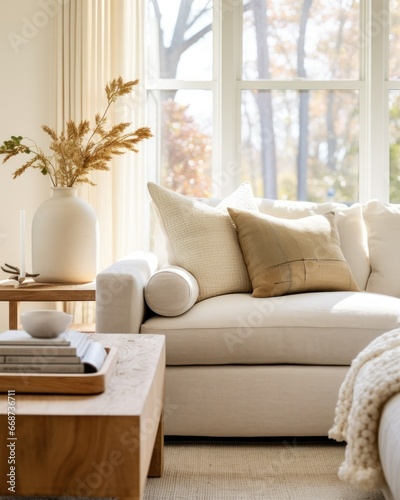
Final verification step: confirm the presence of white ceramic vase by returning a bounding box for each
[32,187,99,283]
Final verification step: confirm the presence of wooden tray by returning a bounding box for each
[0,347,118,395]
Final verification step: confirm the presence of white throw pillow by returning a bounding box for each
[145,266,199,317]
[147,182,258,301]
[363,200,400,297]
[334,204,370,291]
[257,198,348,218]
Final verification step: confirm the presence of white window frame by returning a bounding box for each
[365,0,389,203]
[146,0,392,202]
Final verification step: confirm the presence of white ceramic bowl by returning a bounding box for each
[21,310,73,338]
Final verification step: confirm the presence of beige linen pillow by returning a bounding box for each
[147,182,258,301]
[363,200,400,297]
[257,200,370,290]
[227,207,360,298]
[145,266,199,317]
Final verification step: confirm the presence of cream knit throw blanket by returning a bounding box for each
[329,327,400,491]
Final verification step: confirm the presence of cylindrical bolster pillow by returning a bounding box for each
[144,266,199,317]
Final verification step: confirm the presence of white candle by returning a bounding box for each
[19,209,26,279]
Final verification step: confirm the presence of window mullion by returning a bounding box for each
[216,0,240,198]
[366,0,389,202]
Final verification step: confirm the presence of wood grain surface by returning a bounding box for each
[0,280,96,329]
[0,333,166,500]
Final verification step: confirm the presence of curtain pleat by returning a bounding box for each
[52,0,148,326]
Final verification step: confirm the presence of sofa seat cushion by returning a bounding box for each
[140,291,400,366]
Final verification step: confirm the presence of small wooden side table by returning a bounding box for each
[0,280,96,330]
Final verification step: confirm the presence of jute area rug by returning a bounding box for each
[0,437,385,500]
[143,436,385,500]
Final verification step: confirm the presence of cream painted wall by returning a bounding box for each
[0,0,56,331]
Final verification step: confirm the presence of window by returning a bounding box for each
[146,0,399,203]
[389,0,400,202]
[146,0,214,197]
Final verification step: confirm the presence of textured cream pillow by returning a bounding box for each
[363,200,400,297]
[147,182,258,301]
[145,266,199,317]
[227,207,360,298]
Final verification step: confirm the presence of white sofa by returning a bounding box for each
[96,183,400,440]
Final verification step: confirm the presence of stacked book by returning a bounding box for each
[0,330,107,374]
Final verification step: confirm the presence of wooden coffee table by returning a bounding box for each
[0,333,165,500]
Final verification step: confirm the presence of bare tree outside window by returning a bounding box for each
[147,0,213,196]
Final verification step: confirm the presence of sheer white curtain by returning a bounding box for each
[52,0,149,323]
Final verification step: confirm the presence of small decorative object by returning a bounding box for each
[21,310,73,338]
[19,208,26,279]
[0,77,152,283]
[1,263,39,284]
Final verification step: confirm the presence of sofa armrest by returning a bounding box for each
[379,393,400,500]
[95,251,158,334]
